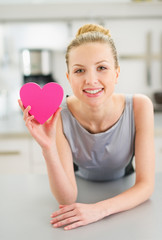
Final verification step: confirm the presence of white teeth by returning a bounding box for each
[84,89,103,94]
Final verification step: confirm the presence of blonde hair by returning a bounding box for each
[65,23,119,71]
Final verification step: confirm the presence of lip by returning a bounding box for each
[83,87,103,90]
[83,88,104,98]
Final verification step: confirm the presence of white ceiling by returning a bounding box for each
[0,0,132,4]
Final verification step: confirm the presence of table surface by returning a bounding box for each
[0,173,161,240]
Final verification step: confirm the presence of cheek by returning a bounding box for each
[69,79,80,93]
[102,73,115,85]
[110,72,118,84]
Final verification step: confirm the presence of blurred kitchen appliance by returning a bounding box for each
[154,92,162,104]
[20,49,56,86]
[153,91,162,112]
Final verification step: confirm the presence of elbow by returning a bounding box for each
[140,181,155,201]
[59,196,77,205]
[145,187,154,201]
[147,183,155,199]
[146,177,155,199]
[58,190,78,205]
[135,178,155,201]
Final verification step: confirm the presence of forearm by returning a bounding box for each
[42,146,77,205]
[98,181,154,218]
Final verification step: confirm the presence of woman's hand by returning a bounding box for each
[50,202,106,230]
[18,99,61,150]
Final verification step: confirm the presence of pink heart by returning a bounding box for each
[20,82,64,124]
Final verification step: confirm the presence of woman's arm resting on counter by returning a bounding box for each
[50,95,155,230]
[102,95,155,216]
[43,113,78,205]
[18,99,78,205]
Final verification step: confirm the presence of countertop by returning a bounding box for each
[0,173,161,240]
[0,112,162,137]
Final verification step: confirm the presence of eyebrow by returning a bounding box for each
[72,60,110,68]
[95,60,110,65]
[72,64,84,68]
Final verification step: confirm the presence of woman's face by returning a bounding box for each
[66,42,120,107]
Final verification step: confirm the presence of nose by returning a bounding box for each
[85,69,98,85]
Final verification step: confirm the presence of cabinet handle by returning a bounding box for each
[0,151,20,156]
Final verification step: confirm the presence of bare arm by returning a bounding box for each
[50,94,155,230]
[97,94,155,216]
[18,100,77,205]
[43,114,78,204]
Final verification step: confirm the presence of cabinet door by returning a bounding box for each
[154,137,162,173]
[0,137,31,174]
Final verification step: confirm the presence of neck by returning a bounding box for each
[81,96,115,118]
[67,94,123,134]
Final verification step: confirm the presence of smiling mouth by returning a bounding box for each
[83,88,104,94]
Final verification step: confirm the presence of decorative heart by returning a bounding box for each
[20,82,64,124]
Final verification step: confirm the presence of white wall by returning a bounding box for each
[0,6,162,115]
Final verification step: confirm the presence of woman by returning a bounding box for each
[18,24,155,230]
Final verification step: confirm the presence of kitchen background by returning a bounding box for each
[0,0,162,174]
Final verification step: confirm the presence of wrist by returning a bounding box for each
[42,144,57,158]
[95,200,111,218]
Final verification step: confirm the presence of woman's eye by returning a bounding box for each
[97,66,107,71]
[75,69,84,73]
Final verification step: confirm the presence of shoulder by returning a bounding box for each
[133,94,153,111]
[60,96,77,132]
[133,94,154,131]
[133,94,154,116]
[66,95,80,115]
[66,95,78,106]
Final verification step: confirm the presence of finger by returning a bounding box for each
[51,204,74,218]
[23,106,31,121]
[51,205,74,218]
[64,220,84,230]
[50,107,62,123]
[25,115,35,129]
[45,107,61,125]
[50,210,76,225]
[53,216,80,228]
[59,204,67,208]
[25,115,34,124]
[18,99,25,111]
[55,107,62,116]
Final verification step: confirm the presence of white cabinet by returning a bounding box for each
[0,137,31,174]
[154,136,162,173]
[0,136,47,174]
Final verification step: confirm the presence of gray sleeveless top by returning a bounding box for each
[61,95,135,181]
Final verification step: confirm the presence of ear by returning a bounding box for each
[115,66,120,84]
[66,72,70,83]
[66,72,69,80]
